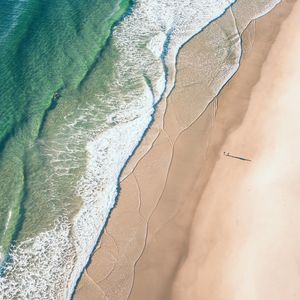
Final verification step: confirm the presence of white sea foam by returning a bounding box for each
[0,219,74,299]
[0,0,281,299]
[2,210,12,238]
[147,32,167,59]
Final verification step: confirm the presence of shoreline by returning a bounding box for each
[69,2,240,298]
[73,0,294,299]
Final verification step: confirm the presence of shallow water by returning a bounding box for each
[0,0,129,296]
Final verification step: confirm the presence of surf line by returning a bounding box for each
[223,152,252,162]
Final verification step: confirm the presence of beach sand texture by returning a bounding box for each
[74,0,299,299]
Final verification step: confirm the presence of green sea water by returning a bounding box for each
[0,0,129,257]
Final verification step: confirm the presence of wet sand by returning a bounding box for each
[74,0,298,299]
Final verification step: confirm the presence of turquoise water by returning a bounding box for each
[0,0,129,265]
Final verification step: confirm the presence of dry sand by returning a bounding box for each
[74,0,299,299]
[172,1,300,299]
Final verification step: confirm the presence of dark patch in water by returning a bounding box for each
[37,89,63,138]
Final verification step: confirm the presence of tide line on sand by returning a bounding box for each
[73,0,294,299]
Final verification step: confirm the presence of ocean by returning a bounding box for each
[0,0,278,299]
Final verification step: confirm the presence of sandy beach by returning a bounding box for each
[74,0,299,299]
